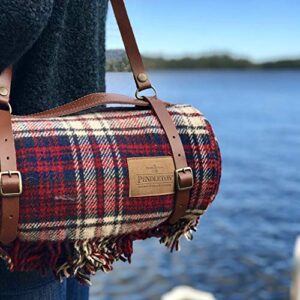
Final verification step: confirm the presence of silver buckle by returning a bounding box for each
[175,167,194,191]
[0,171,23,197]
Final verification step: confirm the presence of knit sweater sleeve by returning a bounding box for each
[0,0,54,73]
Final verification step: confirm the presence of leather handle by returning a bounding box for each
[17,93,170,119]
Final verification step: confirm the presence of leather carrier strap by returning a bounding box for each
[110,0,153,93]
[0,66,21,244]
[0,1,193,244]
[145,97,194,224]
[22,93,171,118]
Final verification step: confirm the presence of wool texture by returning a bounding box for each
[0,0,108,115]
[0,103,221,285]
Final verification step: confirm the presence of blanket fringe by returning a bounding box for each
[0,213,201,286]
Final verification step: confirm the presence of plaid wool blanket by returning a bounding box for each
[0,103,221,284]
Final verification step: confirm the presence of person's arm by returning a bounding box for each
[0,0,54,72]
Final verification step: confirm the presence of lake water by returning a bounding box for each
[90,70,300,300]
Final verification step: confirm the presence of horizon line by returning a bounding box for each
[106,48,300,63]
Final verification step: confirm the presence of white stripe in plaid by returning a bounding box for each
[11,104,221,242]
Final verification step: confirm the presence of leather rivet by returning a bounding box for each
[137,73,148,83]
[0,87,8,97]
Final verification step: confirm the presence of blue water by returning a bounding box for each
[90,70,300,300]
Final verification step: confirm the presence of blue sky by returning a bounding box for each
[106,0,300,62]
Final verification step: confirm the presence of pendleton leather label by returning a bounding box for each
[127,156,175,197]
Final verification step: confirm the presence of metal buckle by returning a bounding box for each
[175,167,194,191]
[0,171,23,197]
[135,86,157,100]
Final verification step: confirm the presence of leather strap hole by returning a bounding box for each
[173,136,176,139]
[4,138,8,142]
[178,154,181,157]
[9,215,13,220]
[6,156,9,160]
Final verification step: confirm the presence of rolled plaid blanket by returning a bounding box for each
[0,102,221,284]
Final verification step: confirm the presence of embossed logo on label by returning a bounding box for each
[127,156,175,197]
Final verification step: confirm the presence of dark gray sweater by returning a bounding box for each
[0,0,108,115]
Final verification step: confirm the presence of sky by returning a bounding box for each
[106,0,300,62]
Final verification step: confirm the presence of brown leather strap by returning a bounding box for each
[0,66,21,244]
[144,97,194,224]
[20,93,170,119]
[111,0,153,92]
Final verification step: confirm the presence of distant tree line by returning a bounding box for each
[105,50,300,71]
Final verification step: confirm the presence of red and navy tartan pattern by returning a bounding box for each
[11,104,221,242]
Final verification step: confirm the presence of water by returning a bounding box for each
[90,70,300,300]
